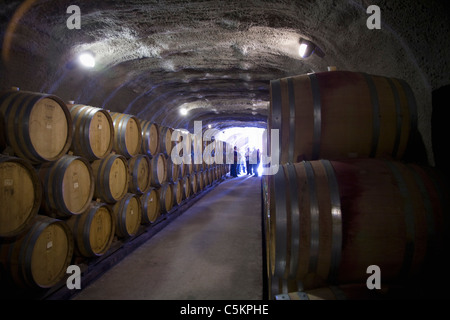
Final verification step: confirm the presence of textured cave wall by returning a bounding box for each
[1,0,450,165]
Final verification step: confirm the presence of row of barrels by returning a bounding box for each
[264,70,450,299]
[0,153,229,290]
[0,151,230,237]
[0,88,231,292]
[264,159,450,297]
[0,88,231,166]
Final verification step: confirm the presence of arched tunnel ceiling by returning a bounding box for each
[1,0,450,163]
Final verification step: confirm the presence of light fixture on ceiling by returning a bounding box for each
[298,38,325,59]
[208,124,212,129]
[179,108,188,116]
[78,51,96,68]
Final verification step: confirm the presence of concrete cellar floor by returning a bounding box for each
[72,174,263,300]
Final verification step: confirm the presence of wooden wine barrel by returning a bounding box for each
[173,179,184,206]
[128,154,151,195]
[0,155,42,237]
[66,202,115,257]
[140,120,159,156]
[91,153,129,203]
[196,171,204,191]
[68,104,114,161]
[112,193,142,238]
[0,89,73,163]
[180,163,187,178]
[110,112,142,158]
[166,155,181,182]
[158,182,173,213]
[150,153,167,187]
[187,162,194,176]
[140,188,160,224]
[190,173,198,194]
[0,215,73,288]
[159,126,174,156]
[208,167,213,183]
[269,71,418,163]
[268,159,448,291]
[38,155,95,218]
[203,170,210,186]
[182,175,191,199]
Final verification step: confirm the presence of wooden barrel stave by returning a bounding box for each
[182,175,191,199]
[190,173,198,194]
[172,179,184,206]
[0,155,42,237]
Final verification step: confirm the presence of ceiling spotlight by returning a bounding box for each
[298,38,325,59]
[180,108,188,116]
[208,124,212,129]
[78,51,96,68]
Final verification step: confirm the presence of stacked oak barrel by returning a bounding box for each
[264,70,450,300]
[0,88,229,294]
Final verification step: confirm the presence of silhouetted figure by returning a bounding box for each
[254,149,260,177]
[245,148,251,175]
[231,146,238,177]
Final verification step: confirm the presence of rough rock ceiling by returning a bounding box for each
[1,0,450,163]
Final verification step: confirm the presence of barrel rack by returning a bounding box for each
[0,175,227,300]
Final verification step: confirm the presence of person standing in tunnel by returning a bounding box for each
[254,148,260,177]
[245,148,251,175]
[231,146,238,177]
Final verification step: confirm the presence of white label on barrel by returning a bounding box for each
[73,173,79,189]
[46,123,52,129]
[131,210,134,215]
[150,197,153,202]
[47,241,53,249]
[98,124,102,130]
[4,179,13,186]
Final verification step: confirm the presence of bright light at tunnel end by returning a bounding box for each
[179,108,188,116]
[168,122,280,176]
[78,52,96,68]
